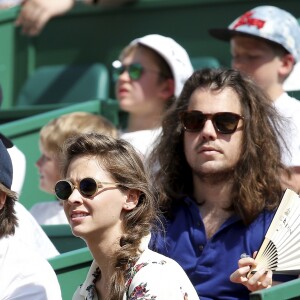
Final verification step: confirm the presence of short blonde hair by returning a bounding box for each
[40,112,118,156]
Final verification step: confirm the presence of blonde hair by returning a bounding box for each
[40,112,118,156]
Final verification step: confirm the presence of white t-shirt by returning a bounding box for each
[274,93,300,167]
[283,62,300,92]
[120,127,162,161]
[30,201,68,225]
[7,145,26,195]
[14,201,60,258]
[0,235,62,300]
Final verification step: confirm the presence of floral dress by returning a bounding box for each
[72,236,199,300]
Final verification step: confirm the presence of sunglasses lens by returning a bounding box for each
[128,64,143,80]
[79,178,98,197]
[112,66,124,82]
[55,181,73,200]
[214,113,240,134]
[181,111,206,132]
[181,111,242,134]
[112,63,143,81]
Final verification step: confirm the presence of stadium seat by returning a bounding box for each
[190,56,221,70]
[42,224,86,253]
[16,63,110,106]
[49,247,93,299]
[249,277,300,299]
[287,90,300,100]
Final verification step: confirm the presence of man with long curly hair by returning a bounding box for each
[150,68,298,300]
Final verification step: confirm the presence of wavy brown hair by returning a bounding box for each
[61,133,159,300]
[150,68,289,225]
[0,183,18,238]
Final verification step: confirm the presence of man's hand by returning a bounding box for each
[230,254,273,292]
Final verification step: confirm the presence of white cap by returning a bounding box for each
[130,34,194,97]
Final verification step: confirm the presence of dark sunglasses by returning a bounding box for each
[55,177,118,201]
[112,60,161,81]
[180,110,244,134]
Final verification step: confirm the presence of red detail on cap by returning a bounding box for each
[233,11,266,30]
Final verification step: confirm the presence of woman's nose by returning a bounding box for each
[67,188,83,204]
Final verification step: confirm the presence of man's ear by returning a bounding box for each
[158,78,175,101]
[279,53,295,81]
[123,189,140,210]
[0,191,7,210]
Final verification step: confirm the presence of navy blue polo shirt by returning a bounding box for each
[150,197,296,300]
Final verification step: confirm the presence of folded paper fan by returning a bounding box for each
[248,189,300,277]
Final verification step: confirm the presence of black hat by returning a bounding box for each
[0,133,13,148]
[0,139,13,189]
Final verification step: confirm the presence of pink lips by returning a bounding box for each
[199,146,220,154]
[118,86,129,98]
[70,210,89,221]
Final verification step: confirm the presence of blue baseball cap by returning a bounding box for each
[209,6,300,62]
[0,139,13,189]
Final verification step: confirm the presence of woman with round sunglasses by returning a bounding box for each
[112,34,193,161]
[55,132,199,300]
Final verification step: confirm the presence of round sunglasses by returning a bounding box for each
[55,177,118,201]
[112,60,161,81]
[180,110,244,134]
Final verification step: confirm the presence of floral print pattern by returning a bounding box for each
[73,248,198,300]
[126,261,166,299]
[83,267,100,300]
[129,282,157,300]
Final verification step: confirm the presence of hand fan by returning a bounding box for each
[248,189,300,276]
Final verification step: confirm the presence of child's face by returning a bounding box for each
[36,144,61,194]
[115,47,170,116]
[230,35,284,98]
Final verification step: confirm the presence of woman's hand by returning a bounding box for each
[230,253,273,292]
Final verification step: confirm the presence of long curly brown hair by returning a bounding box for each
[61,133,160,300]
[0,183,18,238]
[149,68,289,225]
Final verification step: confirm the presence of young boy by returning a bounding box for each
[209,5,300,191]
[31,112,118,225]
[113,34,193,160]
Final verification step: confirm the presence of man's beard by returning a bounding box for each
[195,168,235,185]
